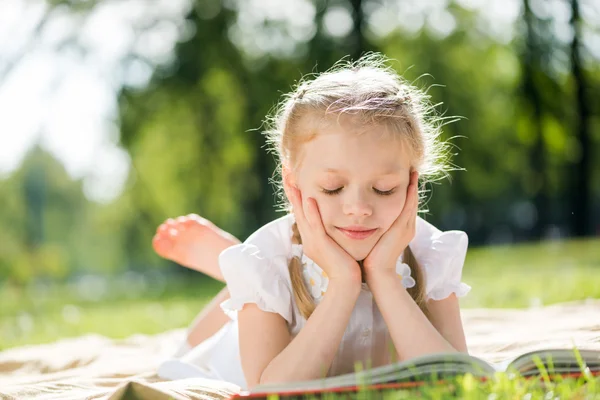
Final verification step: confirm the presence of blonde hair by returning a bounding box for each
[264,53,454,319]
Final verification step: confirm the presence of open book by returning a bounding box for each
[234,349,600,398]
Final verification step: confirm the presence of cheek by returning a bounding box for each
[378,196,406,230]
[296,184,328,217]
[313,196,339,224]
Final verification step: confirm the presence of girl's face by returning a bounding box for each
[291,119,414,261]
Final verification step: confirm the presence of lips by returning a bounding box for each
[337,226,378,240]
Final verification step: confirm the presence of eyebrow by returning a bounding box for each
[322,167,406,176]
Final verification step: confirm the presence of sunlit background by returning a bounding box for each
[0,0,598,350]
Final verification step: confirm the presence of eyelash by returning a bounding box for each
[321,187,395,196]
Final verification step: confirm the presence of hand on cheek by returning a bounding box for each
[362,171,419,277]
[284,180,362,285]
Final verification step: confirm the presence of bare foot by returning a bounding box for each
[152,214,240,281]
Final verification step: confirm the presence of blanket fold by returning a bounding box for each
[1,300,599,400]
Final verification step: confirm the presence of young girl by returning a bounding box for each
[153,54,471,389]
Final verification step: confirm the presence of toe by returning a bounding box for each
[152,234,173,255]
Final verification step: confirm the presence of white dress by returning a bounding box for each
[159,214,471,389]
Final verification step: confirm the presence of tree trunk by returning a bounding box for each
[569,0,592,236]
[522,0,548,239]
[349,0,365,60]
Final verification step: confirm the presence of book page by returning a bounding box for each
[508,349,600,376]
[251,352,496,394]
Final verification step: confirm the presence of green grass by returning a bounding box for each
[290,372,600,399]
[0,276,225,350]
[1,238,599,398]
[1,238,599,350]
[461,237,600,308]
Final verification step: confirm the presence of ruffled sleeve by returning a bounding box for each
[411,218,471,301]
[219,243,294,324]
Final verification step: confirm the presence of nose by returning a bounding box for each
[342,190,373,217]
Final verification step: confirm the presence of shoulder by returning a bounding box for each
[219,213,294,270]
[218,214,297,323]
[243,213,295,258]
[411,217,469,257]
[410,217,470,301]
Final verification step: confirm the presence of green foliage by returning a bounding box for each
[0,0,598,281]
[0,147,83,283]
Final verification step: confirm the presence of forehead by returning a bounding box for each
[298,121,412,175]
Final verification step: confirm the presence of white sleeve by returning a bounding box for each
[412,218,471,301]
[219,243,294,324]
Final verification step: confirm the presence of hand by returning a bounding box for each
[363,171,419,278]
[285,181,362,286]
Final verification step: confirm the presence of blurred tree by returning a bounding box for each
[522,0,549,238]
[378,5,528,242]
[569,0,593,236]
[23,157,46,249]
[349,0,367,59]
[116,3,260,272]
[0,146,84,283]
[117,0,381,254]
[2,0,599,283]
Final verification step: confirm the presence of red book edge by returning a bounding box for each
[229,370,600,399]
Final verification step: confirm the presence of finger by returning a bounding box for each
[304,197,326,235]
[282,177,298,206]
[287,185,309,229]
[411,170,419,185]
[285,185,312,244]
[402,172,419,216]
[405,188,419,228]
[410,174,419,212]
[412,181,419,216]
[283,183,306,227]
[389,174,418,232]
[409,192,418,229]
[408,174,419,230]
[282,179,293,203]
[409,170,419,197]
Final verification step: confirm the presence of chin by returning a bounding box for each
[327,228,375,261]
[342,245,372,262]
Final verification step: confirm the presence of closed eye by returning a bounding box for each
[321,187,396,196]
[321,187,343,195]
[373,188,395,196]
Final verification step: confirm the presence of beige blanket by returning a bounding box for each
[1,300,599,400]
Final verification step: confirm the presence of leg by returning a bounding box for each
[157,288,237,380]
[186,286,231,347]
[152,214,241,281]
[152,214,240,351]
